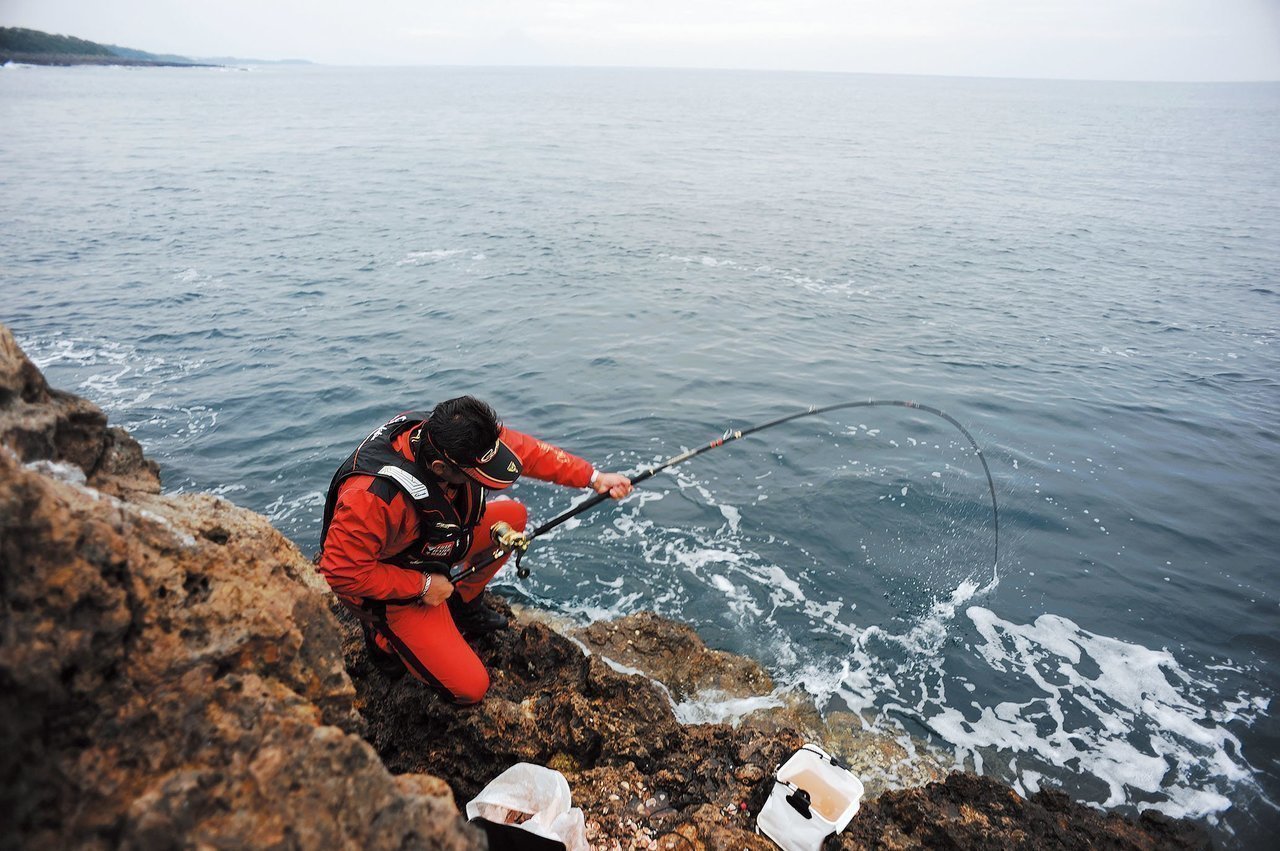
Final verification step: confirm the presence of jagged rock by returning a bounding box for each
[574,611,776,700]
[0,326,478,851]
[0,324,160,496]
[835,771,1212,850]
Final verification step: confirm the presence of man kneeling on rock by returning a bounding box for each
[317,396,632,704]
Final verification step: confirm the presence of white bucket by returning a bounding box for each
[756,744,864,851]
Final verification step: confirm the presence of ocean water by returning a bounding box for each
[2,64,1277,846]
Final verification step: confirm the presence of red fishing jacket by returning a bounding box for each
[318,419,593,603]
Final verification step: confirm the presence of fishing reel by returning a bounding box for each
[490,520,532,578]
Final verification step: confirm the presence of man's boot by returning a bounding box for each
[362,622,407,679]
[447,592,508,638]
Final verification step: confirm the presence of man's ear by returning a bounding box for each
[428,460,451,477]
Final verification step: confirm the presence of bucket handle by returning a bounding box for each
[791,743,848,772]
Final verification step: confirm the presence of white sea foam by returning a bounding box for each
[895,579,986,655]
[264,490,325,526]
[660,253,874,298]
[396,248,466,265]
[20,335,215,457]
[596,654,647,678]
[710,574,736,594]
[554,594,647,626]
[672,690,784,725]
[669,544,742,572]
[922,606,1259,819]
[753,562,1268,822]
[710,573,763,618]
[718,504,741,532]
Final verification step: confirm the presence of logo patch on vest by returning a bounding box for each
[376,465,430,500]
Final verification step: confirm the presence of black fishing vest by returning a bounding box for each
[320,411,486,573]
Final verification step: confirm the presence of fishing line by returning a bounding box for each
[452,401,999,583]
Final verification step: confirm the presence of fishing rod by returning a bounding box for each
[450,400,999,584]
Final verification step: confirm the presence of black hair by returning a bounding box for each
[421,396,502,468]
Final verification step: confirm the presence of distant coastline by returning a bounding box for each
[1,52,218,68]
[0,25,310,68]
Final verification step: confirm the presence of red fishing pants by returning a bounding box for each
[371,498,528,704]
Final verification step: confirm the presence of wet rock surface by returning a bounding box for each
[1,322,1213,850]
[574,611,776,701]
[835,772,1212,850]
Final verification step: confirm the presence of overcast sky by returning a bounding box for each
[3,0,1278,81]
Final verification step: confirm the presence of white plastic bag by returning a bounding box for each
[465,762,589,851]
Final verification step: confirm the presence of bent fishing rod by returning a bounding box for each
[450,400,999,584]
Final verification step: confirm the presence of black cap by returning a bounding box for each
[426,429,522,490]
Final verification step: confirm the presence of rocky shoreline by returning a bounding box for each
[0,323,1210,849]
[0,53,217,67]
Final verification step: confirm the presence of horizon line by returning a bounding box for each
[208,60,1280,85]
